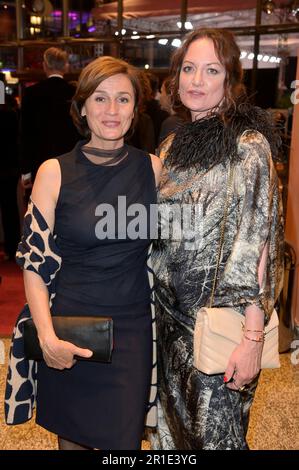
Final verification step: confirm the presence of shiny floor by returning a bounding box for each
[0,338,298,450]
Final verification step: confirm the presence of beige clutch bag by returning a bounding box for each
[193,165,280,375]
[193,307,280,375]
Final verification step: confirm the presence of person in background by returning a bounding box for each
[0,74,20,260]
[158,76,185,144]
[20,47,80,191]
[150,28,284,450]
[7,56,162,450]
[146,72,161,101]
[127,71,155,153]
[145,72,169,147]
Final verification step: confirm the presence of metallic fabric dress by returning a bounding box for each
[150,129,284,450]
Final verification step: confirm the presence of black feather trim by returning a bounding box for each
[166,103,281,171]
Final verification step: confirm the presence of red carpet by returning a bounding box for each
[0,259,25,336]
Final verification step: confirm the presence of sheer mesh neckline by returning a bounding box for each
[81,144,129,166]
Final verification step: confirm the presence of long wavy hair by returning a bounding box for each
[170,28,246,122]
[165,29,280,170]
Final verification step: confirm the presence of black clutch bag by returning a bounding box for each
[23,316,113,363]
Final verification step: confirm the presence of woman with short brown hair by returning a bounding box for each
[6,56,162,450]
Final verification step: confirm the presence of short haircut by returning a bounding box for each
[43,47,68,71]
[71,56,142,137]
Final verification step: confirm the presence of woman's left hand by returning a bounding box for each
[224,336,264,391]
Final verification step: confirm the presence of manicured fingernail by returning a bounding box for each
[223,376,228,382]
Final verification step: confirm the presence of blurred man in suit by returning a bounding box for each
[145,72,169,148]
[20,47,80,190]
[0,73,20,259]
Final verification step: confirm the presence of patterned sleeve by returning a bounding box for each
[16,200,61,297]
[219,130,284,322]
[5,201,62,425]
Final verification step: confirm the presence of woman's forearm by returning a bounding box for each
[244,304,265,334]
[243,241,269,335]
[23,269,56,343]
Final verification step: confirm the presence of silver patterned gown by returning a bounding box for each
[150,129,284,450]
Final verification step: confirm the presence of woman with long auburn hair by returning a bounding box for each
[149,28,284,450]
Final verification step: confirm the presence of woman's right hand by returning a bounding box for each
[39,336,93,370]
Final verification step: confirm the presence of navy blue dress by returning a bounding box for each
[36,142,156,450]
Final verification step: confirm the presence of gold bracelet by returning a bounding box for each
[244,333,264,343]
[245,329,264,333]
[241,323,264,334]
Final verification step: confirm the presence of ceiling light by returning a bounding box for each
[239,50,281,64]
[158,39,168,45]
[177,21,193,30]
[185,22,193,30]
[172,39,182,48]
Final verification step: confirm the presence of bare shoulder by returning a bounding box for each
[31,159,61,230]
[149,153,163,186]
[150,153,163,170]
[33,159,61,191]
[36,158,60,178]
